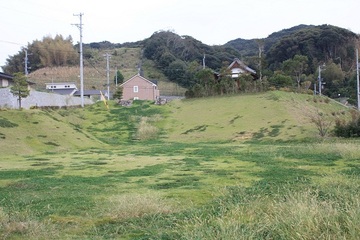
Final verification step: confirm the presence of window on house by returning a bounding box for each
[134,97,139,100]
[133,86,139,93]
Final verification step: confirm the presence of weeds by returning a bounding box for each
[176,177,360,240]
[136,116,159,140]
[0,118,18,128]
[0,207,59,239]
[102,192,176,220]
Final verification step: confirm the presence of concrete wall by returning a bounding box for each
[0,88,93,109]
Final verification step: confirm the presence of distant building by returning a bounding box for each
[73,90,110,99]
[120,74,160,101]
[46,82,108,100]
[45,82,78,95]
[0,72,35,90]
[0,72,13,88]
[228,58,257,79]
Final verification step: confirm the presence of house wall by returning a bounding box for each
[121,75,159,101]
[231,68,245,78]
[0,79,9,87]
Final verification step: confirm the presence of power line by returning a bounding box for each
[0,40,25,46]
[84,58,106,77]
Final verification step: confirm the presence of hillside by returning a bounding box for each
[227,24,359,71]
[0,91,350,156]
[5,24,358,99]
[0,108,103,156]
[1,91,359,239]
[164,91,348,142]
[225,25,316,57]
[27,47,187,96]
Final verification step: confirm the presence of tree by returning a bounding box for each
[3,35,78,73]
[113,70,124,85]
[255,38,265,82]
[10,73,30,109]
[113,87,123,100]
[282,55,308,91]
[320,61,345,97]
[195,68,216,96]
[308,109,333,137]
[269,72,293,89]
[165,60,187,86]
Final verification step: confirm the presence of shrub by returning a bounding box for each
[0,118,18,128]
[307,109,333,137]
[334,110,360,137]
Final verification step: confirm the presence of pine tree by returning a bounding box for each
[10,73,30,109]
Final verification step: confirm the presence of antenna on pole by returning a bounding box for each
[72,13,84,108]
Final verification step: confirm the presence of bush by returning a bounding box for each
[334,110,360,137]
[307,110,332,137]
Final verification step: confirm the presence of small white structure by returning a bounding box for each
[46,82,77,95]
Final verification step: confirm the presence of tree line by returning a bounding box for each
[3,25,360,103]
[2,35,78,74]
[142,25,359,103]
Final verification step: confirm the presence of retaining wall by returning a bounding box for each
[0,88,93,109]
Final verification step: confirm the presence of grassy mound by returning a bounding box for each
[1,91,359,239]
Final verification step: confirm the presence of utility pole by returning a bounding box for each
[203,54,206,69]
[24,49,32,76]
[357,49,359,110]
[318,65,322,96]
[318,64,325,96]
[73,13,84,108]
[115,66,118,87]
[104,53,111,100]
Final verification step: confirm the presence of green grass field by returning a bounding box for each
[1,91,360,239]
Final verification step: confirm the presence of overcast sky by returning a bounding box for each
[1,0,359,71]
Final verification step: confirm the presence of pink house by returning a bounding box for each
[120,74,160,101]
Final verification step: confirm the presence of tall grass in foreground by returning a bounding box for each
[103,192,176,220]
[0,207,59,239]
[176,175,360,240]
[3,179,360,239]
[135,115,161,141]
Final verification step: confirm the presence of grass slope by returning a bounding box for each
[1,91,359,239]
[0,108,102,156]
[165,91,348,142]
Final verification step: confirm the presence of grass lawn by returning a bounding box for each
[1,92,359,239]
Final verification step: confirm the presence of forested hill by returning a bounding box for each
[91,24,358,76]
[225,25,316,57]
[4,24,358,77]
[226,24,358,69]
[84,24,358,74]
[3,24,359,99]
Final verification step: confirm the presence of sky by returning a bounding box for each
[1,0,359,72]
